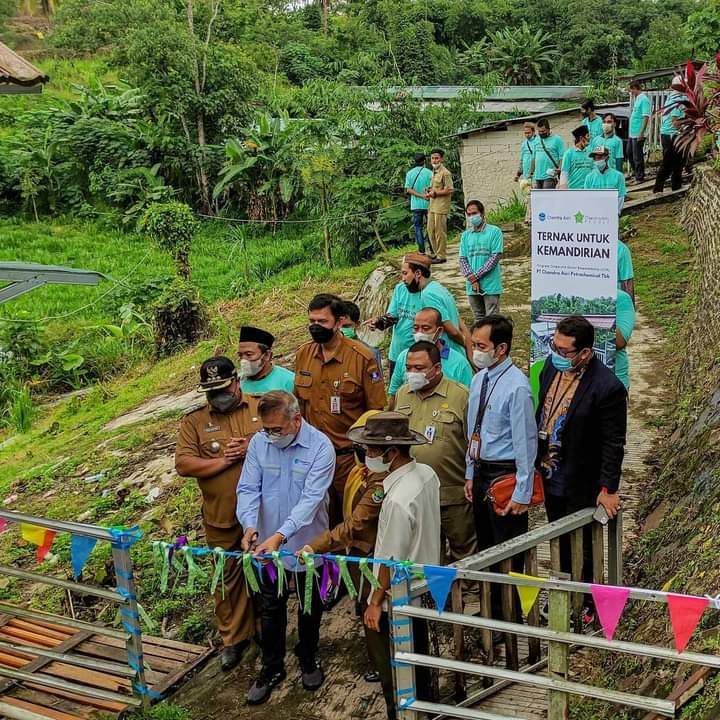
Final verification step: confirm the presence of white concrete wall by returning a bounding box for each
[460,112,580,210]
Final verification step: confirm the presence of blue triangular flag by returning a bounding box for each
[423,565,457,614]
[71,535,98,579]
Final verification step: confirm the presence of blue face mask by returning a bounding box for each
[594,159,607,172]
[551,351,573,372]
[468,214,483,228]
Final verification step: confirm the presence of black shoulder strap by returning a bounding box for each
[540,136,560,169]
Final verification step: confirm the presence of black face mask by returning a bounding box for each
[406,278,421,294]
[309,323,335,344]
[208,390,238,413]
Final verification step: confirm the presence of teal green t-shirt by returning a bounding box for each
[584,167,627,199]
[241,364,295,395]
[614,289,635,390]
[520,135,540,178]
[617,240,634,284]
[589,134,624,166]
[533,134,565,181]
[583,115,604,139]
[404,167,433,211]
[661,93,687,136]
[629,94,652,138]
[388,343,473,396]
[560,146,594,189]
[459,224,503,296]
[387,279,463,361]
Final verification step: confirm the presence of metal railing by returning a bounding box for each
[0,509,150,709]
[388,507,720,719]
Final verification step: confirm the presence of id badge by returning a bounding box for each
[424,424,435,444]
[469,432,481,460]
[330,395,341,414]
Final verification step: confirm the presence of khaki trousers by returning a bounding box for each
[427,212,448,259]
[441,502,478,562]
[204,523,255,647]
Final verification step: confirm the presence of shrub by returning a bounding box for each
[151,279,206,357]
[139,202,198,280]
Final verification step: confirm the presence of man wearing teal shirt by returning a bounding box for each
[388,308,473,397]
[530,118,565,188]
[459,200,503,322]
[654,76,688,193]
[404,154,433,254]
[559,126,594,189]
[618,240,634,304]
[581,99,603,140]
[614,289,635,391]
[368,252,465,376]
[585,145,627,214]
[589,113,624,172]
[515,122,539,181]
[628,80,652,183]
[238,326,295,395]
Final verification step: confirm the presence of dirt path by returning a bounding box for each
[172,234,665,719]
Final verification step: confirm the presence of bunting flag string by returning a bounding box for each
[71,535,98,580]
[210,547,226,598]
[337,557,357,600]
[242,553,260,594]
[272,551,286,596]
[302,553,317,615]
[181,546,207,593]
[509,571,544,617]
[424,566,457,614]
[359,557,382,590]
[20,524,56,562]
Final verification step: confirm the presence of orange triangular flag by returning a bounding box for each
[20,524,56,562]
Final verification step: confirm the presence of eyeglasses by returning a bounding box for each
[549,340,581,359]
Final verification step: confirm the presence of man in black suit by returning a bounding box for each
[536,316,627,612]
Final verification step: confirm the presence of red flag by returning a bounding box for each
[667,593,709,652]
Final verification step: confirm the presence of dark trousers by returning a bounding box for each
[412,209,429,254]
[654,134,684,192]
[544,493,593,586]
[364,613,431,720]
[628,138,646,181]
[533,178,557,189]
[472,460,529,616]
[258,570,323,674]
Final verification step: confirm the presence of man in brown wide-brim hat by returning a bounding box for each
[348,412,440,720]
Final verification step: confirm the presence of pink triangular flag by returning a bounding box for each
[667,593,709,652]
[591,584,630,641]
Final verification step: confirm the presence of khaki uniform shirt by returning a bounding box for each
[310,464,385,556]
[429,164,453,215]
[175,396,262,528]
[294,334,386,450]
[395,376,469,506]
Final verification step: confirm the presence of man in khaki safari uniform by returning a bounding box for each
[175,356,262,671]
[426,148,454,264]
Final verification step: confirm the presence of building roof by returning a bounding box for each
[372,85,590,101]
[0,41,48,89]
[617,61,704,83]
[452,102,630,138]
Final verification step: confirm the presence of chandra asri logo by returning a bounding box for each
[538,212,546,221]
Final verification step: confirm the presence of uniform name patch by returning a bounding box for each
[205,424,221,433]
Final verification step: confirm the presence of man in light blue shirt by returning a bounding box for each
[388,307,473,397]
[237,391,335,705]
[404,153,433,254]
[628,80,652,183]
[464,315,537,614]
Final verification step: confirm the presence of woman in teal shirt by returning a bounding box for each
[459,200,503,323]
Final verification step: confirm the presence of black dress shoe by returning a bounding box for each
[300,658,325,691]
[363,669,381,683]
[247,667,286,705]
[220,640,250,672]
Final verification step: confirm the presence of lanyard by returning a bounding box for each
[474,363,513,435]
[543,372,579,429]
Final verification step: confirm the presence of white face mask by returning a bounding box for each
[473,349,497,369]
[267,430,295,449]
[413,331,437,344]
[406,371,430,391]
[431,162,440,169]
[602,122,614,134]
[366,451,392,474]
[239,358,264,379]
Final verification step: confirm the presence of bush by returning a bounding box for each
[139,202,198,280]
[151,279,206,357]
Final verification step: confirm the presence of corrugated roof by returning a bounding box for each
[0,42,48,87]
[360,85,590,101]
[452,102,630,138]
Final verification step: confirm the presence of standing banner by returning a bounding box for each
[529,190,619,398]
